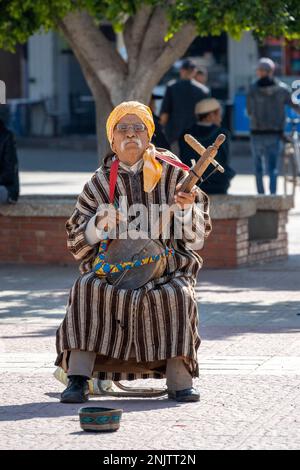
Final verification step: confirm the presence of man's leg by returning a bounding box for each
[0,185,8,203]
[166,357,199,402]
[68,350,96,378]
[250,135,265,194]
[60,350,96,403]
[265,134,282,194]
[166,357,193,391]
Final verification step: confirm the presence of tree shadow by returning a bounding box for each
[0,289,67,321]
[2,327,58,338]
[198,255,300,292]
[198,298,300,341]
[0,264,78,291]
[1,257,299,342]
[0,398,178,422]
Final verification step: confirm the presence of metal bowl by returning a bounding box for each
[79,406,122,432]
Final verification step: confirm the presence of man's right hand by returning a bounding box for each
[95,205,125,235]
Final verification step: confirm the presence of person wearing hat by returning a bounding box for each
[56,101,212,404]
[179,98,235,194]
[247,57,300,194]
[160,58,210,150]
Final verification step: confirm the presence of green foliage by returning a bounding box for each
[0,0,300,51]
[166,0,300,40]
[0,0,78,51]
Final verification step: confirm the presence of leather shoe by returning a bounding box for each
[168,387,200,402]
[60,375,89,403]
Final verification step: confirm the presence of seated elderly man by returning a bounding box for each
[55,101,211,404]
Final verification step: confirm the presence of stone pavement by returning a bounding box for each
[0,214,299,450]
[0,142,300,450]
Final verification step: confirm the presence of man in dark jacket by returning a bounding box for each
[0,118,19,203]
[160,59,210,149]
[149,93,170,150]
[179,98,235,194]
[247,57,300,194]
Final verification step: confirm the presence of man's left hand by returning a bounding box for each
[174,183,197,210]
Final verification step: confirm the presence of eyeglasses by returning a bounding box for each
[115,123,147,132]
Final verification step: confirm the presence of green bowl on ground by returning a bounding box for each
[78,406,123,432]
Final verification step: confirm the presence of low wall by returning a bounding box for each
[200,195,293,268]
[0,196,75,265]
[0,194,294,268]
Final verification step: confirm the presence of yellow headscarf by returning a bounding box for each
[106,101,162,192]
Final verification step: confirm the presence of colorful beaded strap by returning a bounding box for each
[92,239,175,277]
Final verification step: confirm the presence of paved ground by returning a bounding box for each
[0,141,299,450]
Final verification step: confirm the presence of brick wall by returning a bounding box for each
[247,211,288,265]
[0,213,287,268]
[0,197,292,268]
[0,216,75,265]
[198,218,249,268]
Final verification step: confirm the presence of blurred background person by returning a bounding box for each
[149,93,170,150]
[0,115,19,204]
[179,98,235,194]
[195,66,210,94]
[247,57,300,194]
[160,58,210,154]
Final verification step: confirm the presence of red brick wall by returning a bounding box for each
[0,216,75,265]
[199,218,249,268]
[0,213,288,268]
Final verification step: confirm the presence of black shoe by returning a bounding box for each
[60,375,89,403]
[168,387,200,402]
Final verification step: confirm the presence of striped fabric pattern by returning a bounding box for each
[55,150,212,380]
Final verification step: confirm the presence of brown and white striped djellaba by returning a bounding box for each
[55,150,212,380]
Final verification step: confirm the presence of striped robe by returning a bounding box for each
[55,150,211,380]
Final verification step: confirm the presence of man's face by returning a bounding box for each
[180,68,196,80]
[195,72,207,85]
[111,114,150,163]
[256,68,270,79]
[208,108,222,126]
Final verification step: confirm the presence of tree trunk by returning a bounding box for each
[94,85,114,159]
[58,7,197,162]
[58,15,115,159]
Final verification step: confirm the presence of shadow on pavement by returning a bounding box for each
[0,290,66,321]
[198,255,300,292]
[0,398,179,422]
[1,327,58,338]
[198,298,300,342]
